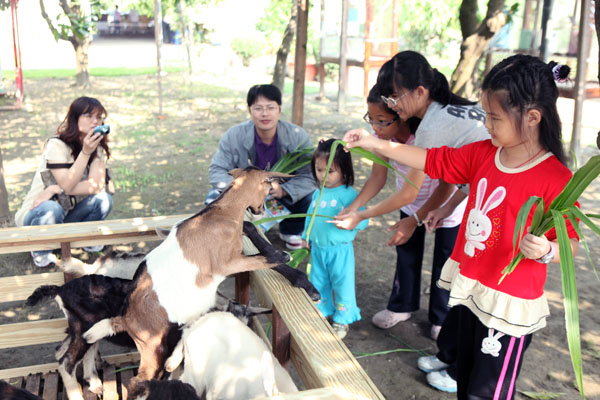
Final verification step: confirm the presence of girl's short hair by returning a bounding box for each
[481,54,570,165]
[57,96,110,161]
[311,138,354,187]
[247,84,282,107]
[376,50,474,107]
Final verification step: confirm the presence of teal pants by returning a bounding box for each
[309,242,361,325]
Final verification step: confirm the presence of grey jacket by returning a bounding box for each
[208,120,317,203]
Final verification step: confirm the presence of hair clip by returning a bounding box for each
[552,64,568,83]
[319,138,325,143]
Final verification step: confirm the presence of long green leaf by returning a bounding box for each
[287,248,310,269]
[567,207,600,281]
[252,213,335,227]
[552,209,584,399]
[512,196,542,258]
[353,347,421,359]
[550,155,600,210]
[518,391,564,399]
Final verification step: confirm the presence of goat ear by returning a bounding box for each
[228,168,244,179]
[155,227,171,239]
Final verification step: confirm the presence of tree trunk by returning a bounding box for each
[459,0,479,38]
[272,0,298,93]
[0,146,11,227]
[72,38,91,87]
[450,0,506,98]
[177,0,192,75]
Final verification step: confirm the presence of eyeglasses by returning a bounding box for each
[363,113,399,128]
[380,92,409,107]
[250,105,280,114]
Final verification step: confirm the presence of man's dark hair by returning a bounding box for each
[247,84,282,107]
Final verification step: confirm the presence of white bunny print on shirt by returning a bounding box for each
[481,328,505,357]
[464,178,506,257]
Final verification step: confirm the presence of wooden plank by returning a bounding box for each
[0,352,139,380]
[41,372,59,400]
[119,364,135,400]
[250,270,384,400]
[102,365,119,400]
[254,387,348,400]
[24,373,41,397]
[0,319,67,349]
[0,214,189,254]
[272,304,291,370]
[0,272,64,303]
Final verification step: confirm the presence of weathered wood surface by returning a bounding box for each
[250,269,385,400]
[0,352,140,380]
[0,214,189,254]
[0,318,67,349]
[0,272,65,302]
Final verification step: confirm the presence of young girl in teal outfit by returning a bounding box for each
[302,139,368,339]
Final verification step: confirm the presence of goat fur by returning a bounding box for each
[26,274,138,400]
[165,311,298,400]
[0,380,42,400]
[83,168,316,392]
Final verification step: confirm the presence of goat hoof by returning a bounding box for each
[305,285,321,302]
[266,250,291,264]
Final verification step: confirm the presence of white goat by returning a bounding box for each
[165,311,298,400]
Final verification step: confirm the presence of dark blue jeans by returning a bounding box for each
[277,192,313,236]
[387,211,459,326]
[23,192,113,258]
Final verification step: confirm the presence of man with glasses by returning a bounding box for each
[207,84,316,250]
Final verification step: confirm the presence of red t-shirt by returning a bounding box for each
[425,140,578,300]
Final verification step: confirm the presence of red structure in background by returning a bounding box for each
[10,0,23,108]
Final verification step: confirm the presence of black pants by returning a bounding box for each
[278,191,314,236]
[436,305,461,380]
[456,307,532,400]
[387,211,459,326]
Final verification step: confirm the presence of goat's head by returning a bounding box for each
[228,168,292,215]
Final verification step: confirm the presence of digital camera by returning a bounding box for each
[94,125,110,135]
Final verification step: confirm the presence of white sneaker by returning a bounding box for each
[417,355,449,373]
[279,233,303,250]
[31,251,57,268]
[426,369,457,393]
[83,245,104,252]
[332,323,349,339]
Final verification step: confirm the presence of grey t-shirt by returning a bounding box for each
[415,101,489,149]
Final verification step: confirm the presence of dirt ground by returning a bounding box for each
[1,71,600,400]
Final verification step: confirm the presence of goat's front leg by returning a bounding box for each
[243,221,290,264]
[82,342,103,394]
[273,264,320,301]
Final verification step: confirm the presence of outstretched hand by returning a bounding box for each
[386,217,417,246]
[424,206,451,232]
[333,210,362,231]
[342,128,380,152]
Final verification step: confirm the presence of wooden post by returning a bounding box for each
[271,304,291,370]
[569,0,592,161]
[337,0,349,112]
[318,0,325,99]
[392,0,399,55]
[61,242,74,282]
[292,0,309,126]
[153,0,164,117]
[235,272,250,305]
[363,0,373,99]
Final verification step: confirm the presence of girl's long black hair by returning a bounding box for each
[377,50,474,107]
[57,96,111,162]
[481,54,569,165]
[311,138,354,187]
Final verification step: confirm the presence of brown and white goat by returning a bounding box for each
[84,167,317,392]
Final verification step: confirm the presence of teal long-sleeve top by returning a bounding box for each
[302,185,369,247]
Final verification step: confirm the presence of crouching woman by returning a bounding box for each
[15,96,114,267]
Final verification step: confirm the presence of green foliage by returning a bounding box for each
[505,155,600,400]
[398,0,462,56]
[0,0,10,11]
[518,391,565,400]
[231,35,265,67]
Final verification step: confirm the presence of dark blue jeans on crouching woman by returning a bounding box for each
[23,192,113,259]
[387,211,459,326]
